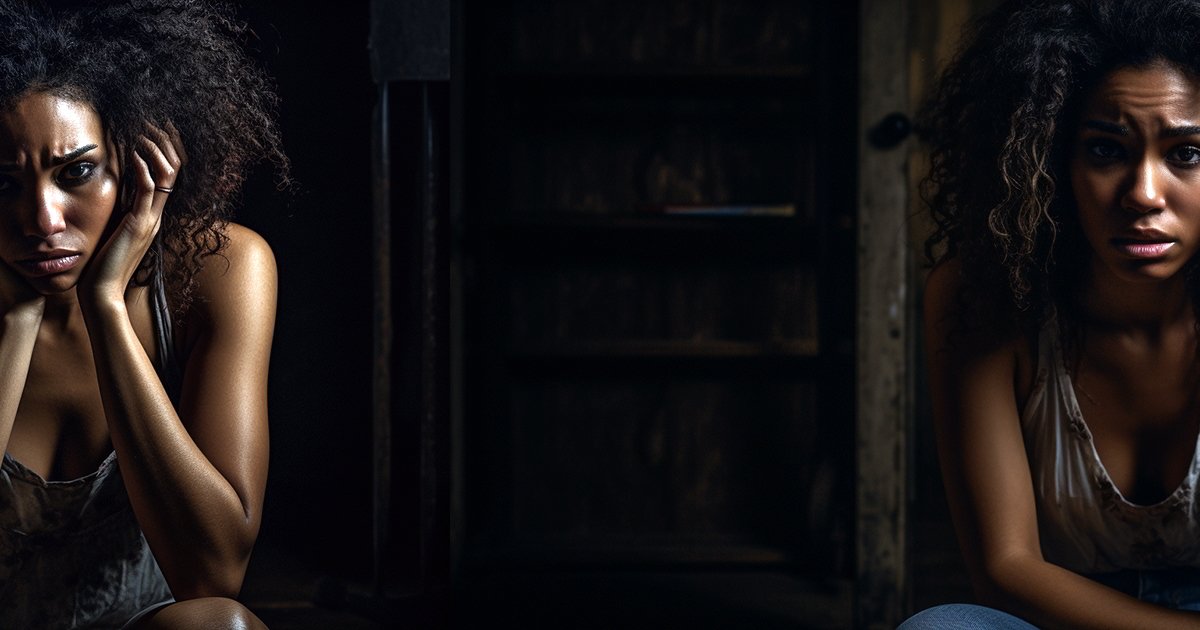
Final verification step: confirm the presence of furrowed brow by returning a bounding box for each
[1083,120,1129,135]
[1163,125,1200,138]
[49,144,98,166]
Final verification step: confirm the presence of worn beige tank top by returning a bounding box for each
[1021,317,1200,574]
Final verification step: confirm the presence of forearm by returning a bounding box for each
[82,297,256,598]
[983,553,1200,630]
[0,304,43,455]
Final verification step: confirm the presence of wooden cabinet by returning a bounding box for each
[459,1,859,626]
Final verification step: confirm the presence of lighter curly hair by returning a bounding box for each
[921,0,1200,333]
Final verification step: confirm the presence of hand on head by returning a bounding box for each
[79,122,187,305]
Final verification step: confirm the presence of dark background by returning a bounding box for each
[219,2,892,629]
[235,0,377,582]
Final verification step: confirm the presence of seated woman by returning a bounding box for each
[0,1,287,628]
[904,0,1200,627]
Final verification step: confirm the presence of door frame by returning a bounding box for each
[856,0,911,627]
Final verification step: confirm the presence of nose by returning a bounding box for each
[1122,157,1167,214]
[22,182,67,238]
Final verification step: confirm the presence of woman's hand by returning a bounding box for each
[79,123,186,308]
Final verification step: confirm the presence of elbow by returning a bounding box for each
[971,577,1013,612]
[173,573,245,601]
[169,526,258,600]
[973,550,1041,610]
[170,554,251,600]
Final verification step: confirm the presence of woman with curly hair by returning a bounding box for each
[0,0,286,627]
[903,0,1200,627]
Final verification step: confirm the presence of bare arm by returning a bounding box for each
[76,126,273,599]
[81,225,274,598]
[926,260,1200,630]
[0,297,43,457]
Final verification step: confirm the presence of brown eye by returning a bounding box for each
[1084,138,1124,160]
[1172,146,1200,165]
[58,162,95,184]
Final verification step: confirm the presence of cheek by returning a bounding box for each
[98,173,117,200]
[99,179,118,223]
[1067,168,1113,254]
[1070,167,1110,221]
[72,177,120,235]
[1070,161,1095,200]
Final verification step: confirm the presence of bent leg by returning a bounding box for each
[123,597,267,630]
[898,603,1038,630]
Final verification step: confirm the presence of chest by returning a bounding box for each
[1072,335,1200,506]
[5,295,158,481]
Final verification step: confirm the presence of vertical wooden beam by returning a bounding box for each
[448,0,466,585]
[370,0,451,601]
[371,81,393,596]
[419,81,438,595]
[857,0,910,627]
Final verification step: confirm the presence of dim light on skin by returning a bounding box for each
[0,92,119,297]
[1071,61,1200,293]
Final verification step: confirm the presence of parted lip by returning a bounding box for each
[1112,228,1174,243]
[15,248,81,262]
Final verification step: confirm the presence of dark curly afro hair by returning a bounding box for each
[0,0,289,313]
[920,0,1200,335]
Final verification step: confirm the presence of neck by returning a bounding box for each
[39,288,84,333]
[1078,261,1193,332]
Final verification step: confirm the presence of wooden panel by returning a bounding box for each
[503,0,812,67]
[483,215,823,262]
[505,264,818,346]
[460,2,858,621]
[857,0,911,627]
[507,122,812,216]
[504,378,827,548]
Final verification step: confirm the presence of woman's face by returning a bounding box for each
[0,91,119,295]
[1070,61,1200,287]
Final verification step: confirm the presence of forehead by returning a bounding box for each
[0,92,103,153]
[1082,62,1200,121]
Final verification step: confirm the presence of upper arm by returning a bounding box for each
[924,260,1042,597]
[176,224,276,526]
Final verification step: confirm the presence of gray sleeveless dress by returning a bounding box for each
[0,271,182,629]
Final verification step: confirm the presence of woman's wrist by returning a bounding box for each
[78,290,128,325]
[3,298,45,329]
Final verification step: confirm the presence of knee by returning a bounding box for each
[899,604,966,629]
[134,597,267,630]
[195,597,265,630]
[897,603,1035,630]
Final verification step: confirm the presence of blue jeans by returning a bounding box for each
[898,604,1037,629]
[898,568,1200,629]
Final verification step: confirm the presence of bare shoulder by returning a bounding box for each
[924,257,1040,403]
[924,257,1022,359]
[193,223,277,306]
[178,224,277,346]
[923,256,964,332]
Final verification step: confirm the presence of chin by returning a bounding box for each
[28,274,80,296]
[1109,261,1187,284]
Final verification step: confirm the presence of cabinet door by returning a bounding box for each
[459,1,872,627]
